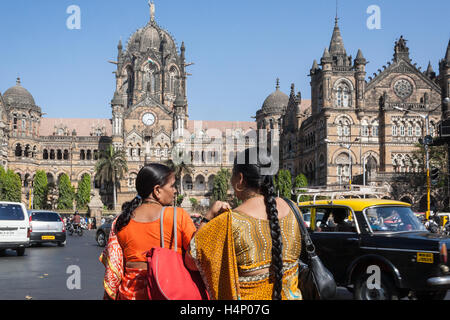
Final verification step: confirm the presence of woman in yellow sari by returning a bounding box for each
[190,147,302,300]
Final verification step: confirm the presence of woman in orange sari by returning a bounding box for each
[99,163,227,300]
[189,147,303,300]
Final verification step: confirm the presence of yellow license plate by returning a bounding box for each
[417,252,434,263]
[41,235,55,240]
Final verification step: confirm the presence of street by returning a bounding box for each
[0,229,449,300]
[0,230,104,300]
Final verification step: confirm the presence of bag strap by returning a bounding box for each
[282,198,316,257]
[159,206,178,252]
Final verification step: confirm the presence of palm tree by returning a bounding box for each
[95,145,128,210]
[165,157,192,196]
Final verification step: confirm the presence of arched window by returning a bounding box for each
[400,124,405,136]
[57,149,63,160]
[169,67,177,94]
[15,144,22,157]
[392,124,398,136]
[24,145,31,157]
[43,149,49,160]
[63,150,69,160]
[80,149,85,160]
[415,124,421,136]
[50,149,55,160]
[86,150,92,160]
[407,123,413,136]
[336,83,351,107]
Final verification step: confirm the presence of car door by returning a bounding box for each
[308,206,361,285]
[0,203,28,244]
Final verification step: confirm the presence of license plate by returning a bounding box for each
[41,235,55,240]
[417,252,434,263]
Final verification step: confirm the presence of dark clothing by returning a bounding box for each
[72,215,81,224]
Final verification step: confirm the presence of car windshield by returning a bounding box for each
[365,206,426,232]
[31,212,61,222]
[0,204,25,221]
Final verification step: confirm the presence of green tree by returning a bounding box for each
[211,169,231,202]
[95,145,128,209]
[57,173,75,210]
[76,173,91,209]
[3,169,22,202]
[294,173,310,202]
[0,166,6,200]
[274,169,292,199]
[412,143,448,188]
[33,170,48,209]
[165,158,192,196]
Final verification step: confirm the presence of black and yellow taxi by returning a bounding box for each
[297,198,450,300]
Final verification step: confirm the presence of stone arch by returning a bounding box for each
[207,174,215,191]
[46,172,55,186]
[183,174,193,191]
[194,174,206,191]
[399,195,413,205]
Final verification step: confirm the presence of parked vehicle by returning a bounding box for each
[0,202,30,256]
[298,197,450,300]
[28,210,66,246]
[96,219,113,247]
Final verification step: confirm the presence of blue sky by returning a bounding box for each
[0,0,449,121]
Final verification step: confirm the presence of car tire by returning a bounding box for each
[97,231,106,247]
[0,249,6,256]
[16,248,25,256]
[413,290,447,300]
[57,241,66,247]
[353,272,399,300]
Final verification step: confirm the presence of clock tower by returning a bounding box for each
[110,2,188,167]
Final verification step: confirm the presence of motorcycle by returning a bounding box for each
[443,222,450,236]
[67,221,83,236]
[424,219,440,234]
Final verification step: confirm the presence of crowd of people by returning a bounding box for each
[99,147,303,300]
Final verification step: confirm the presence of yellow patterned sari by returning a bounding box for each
[190,209,302,300]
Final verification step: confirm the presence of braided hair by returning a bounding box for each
[233,147,283,300]
[114,163,174,233]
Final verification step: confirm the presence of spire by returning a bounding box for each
[354,49,366,65]
[425,61,436,79]
[118,38,123,51]
[446,39,450,63]
[275,78,280,91]
[16,77,21,86]
[321,47,332,65]
[329,17,346,55]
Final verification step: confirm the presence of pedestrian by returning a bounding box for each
[187,147,303,300]
[99,163,225,300]
[92,217,97,229]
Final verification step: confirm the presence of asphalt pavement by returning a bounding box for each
[0,230,105,300]
[0,229,449,300]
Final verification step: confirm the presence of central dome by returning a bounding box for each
[127,21,177,54]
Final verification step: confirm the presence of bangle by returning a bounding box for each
[201,217,210,224]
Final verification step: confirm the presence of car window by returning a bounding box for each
[0,204,25,221]
[316,207,356,233]
[364,206,426,232]
[31,212,61,222]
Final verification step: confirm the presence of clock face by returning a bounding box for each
[142,113,155,126]
[393,79,413,99]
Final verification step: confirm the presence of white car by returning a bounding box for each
[0,202,30,256]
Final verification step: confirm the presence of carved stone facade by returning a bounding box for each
[280,19,450,211]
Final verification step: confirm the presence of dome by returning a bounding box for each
[261,80,289,114]
[3,78,36,107]
[127,22,177,54]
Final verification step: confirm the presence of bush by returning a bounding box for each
[57,174,75,210]
[76,174,91,209]
[33,171,48,209]
[176,194,184,206]
[211,169,231,202]
[274,169,292,199]
[2,170,22,202]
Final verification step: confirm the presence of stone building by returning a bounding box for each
[280,18,450,210]
[1,4,256,209]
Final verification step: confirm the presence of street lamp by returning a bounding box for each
[393,105,435,220]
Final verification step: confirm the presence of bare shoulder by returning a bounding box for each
[275,197,292,219]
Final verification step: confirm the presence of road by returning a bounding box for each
[0,230,105,300]
[0,229,449,300]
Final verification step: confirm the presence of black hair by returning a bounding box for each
[233,147,283,300]
[114,163,174,233]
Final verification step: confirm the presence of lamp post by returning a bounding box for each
[393,106,434,220]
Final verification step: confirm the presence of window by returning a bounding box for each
[372,125,378,137]
[392,124,398,136]
[415,125,421,136]
[362,125,369,136]
[407,125,413,136]
[400,125,405,136]
[336,83,351,107]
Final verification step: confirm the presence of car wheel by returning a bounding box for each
[353,272,399,300]
[16,248,25,256]
[0,249,6,256]
[57,241,66,247]
[97,231,106,247]
[414,290,447,300]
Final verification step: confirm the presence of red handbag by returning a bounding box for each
[146,206,210,300]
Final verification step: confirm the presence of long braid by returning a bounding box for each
[261,176,284,300]
[115,196,142,233]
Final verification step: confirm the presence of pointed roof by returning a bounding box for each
[446,39,450,62]
[354,49,366,64]
[329,18,346,55]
